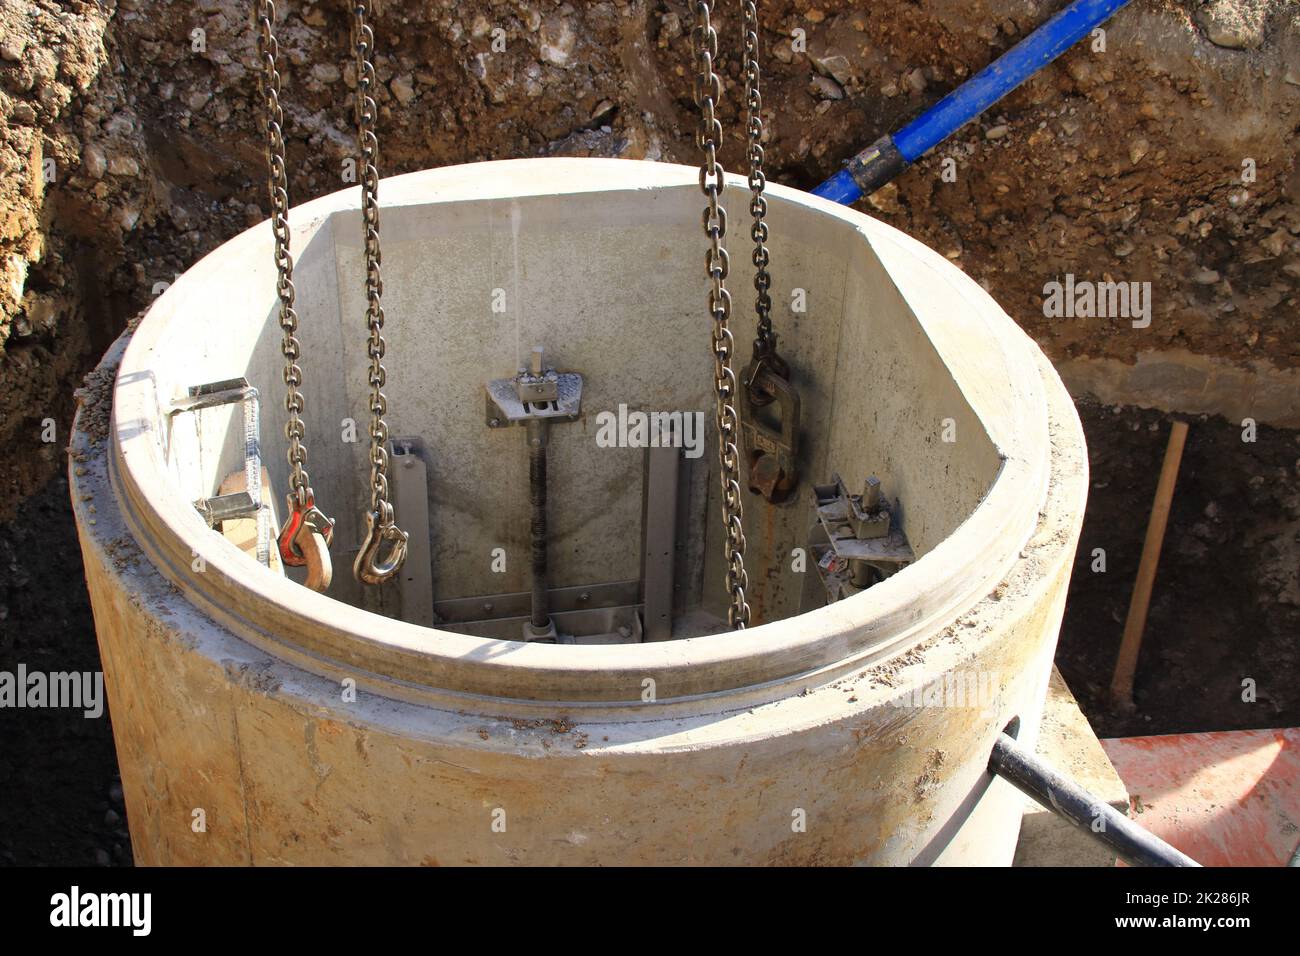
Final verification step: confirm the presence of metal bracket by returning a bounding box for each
[485,350,583,428]
[169,377,257,415]
[171,377,271,567]
[435,581,644,645]
[811,473,913,602]
[740,355,801,503]
[387,439,435,626]
[641,443,680,642]
[194,490,259,527]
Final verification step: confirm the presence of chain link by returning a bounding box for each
[353,1,396,527]
[742,0,774,357]
[255,0,312,510]
[692,1,750,629]
[350,0,408,584]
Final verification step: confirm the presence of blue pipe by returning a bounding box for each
[812,0,1133,204]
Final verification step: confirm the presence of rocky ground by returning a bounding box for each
[0,0,1296,864]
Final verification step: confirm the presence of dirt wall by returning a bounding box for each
[1,0,1297,513]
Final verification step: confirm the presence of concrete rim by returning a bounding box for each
[107,158,1062,703]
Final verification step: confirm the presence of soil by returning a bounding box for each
[1057,400,1300,738]
[0,0,1296,864]
[0,474,131,866]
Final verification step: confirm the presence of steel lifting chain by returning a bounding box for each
[739,0,800,505]
[350,0,409,586]
[742,0,778,371]
[692,1,750,629]
[257,0,336,591]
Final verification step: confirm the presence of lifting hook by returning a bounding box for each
[296,518,333,593]
[353,504,409,586]
[740,336,801,505]
[278,491,336,593]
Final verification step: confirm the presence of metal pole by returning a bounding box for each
[989,732,1200,867]
[527,417,549,631]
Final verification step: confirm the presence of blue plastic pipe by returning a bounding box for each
[813,0,1133,204]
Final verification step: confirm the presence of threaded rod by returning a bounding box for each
[527,418,549,629]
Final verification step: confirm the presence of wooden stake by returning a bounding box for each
[1110,420,1189,711]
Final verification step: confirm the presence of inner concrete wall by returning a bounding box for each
[146,170,1004,631]
[825,222,999,558]
[151,218,344,585]
[332,191,723,610]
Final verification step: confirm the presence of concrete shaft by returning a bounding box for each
[70,159,1086,865]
